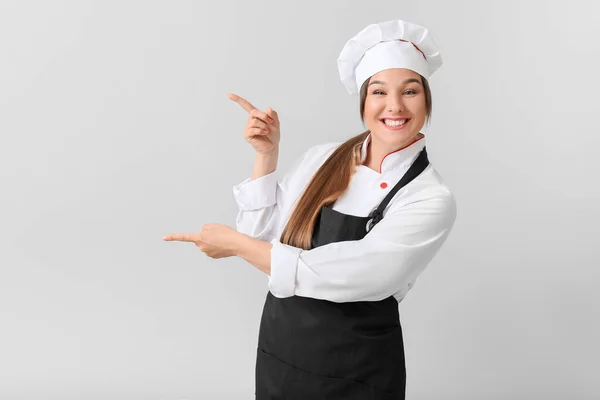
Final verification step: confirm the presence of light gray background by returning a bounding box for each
[1,1,598,399]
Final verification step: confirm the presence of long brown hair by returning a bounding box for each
[280,74,432,249]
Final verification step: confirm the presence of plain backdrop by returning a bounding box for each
[1,0,598,399]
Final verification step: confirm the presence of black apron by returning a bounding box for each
[255,147,429,400]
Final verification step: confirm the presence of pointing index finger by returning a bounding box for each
[162,233,198,243]
[227,93,257,114]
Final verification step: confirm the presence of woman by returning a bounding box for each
[164,19,457,399]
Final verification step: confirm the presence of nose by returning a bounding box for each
[387,93,404,113]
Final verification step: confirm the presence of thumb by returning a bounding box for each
[266,107,278,124]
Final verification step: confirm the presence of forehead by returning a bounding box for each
[370,68,421,84]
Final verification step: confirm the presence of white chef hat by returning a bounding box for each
[337,20,443,95]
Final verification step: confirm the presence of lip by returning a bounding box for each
[380,117,410,130]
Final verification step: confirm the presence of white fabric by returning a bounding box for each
[337,19,443,95]
[355,41,430,92]
[232,134,457,303]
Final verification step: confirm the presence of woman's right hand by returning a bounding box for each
[227,93,280,155]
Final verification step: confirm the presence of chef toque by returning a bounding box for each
[337,20,443,95]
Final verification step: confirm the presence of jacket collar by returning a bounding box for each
[360,132,427,173]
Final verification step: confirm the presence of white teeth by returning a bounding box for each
[383,119,407,126]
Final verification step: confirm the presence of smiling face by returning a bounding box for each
[361,68,431,150]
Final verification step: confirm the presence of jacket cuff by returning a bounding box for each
[232,172,278,211]
[268,239,301,298]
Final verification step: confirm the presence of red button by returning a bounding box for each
[380,182,388,189]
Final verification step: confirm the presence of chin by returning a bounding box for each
[372,127,415,140]
[371,128,420,148]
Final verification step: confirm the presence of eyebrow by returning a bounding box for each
[368,78,422,86]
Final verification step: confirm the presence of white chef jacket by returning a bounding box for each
[233,133,457,303]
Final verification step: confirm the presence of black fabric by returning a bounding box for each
[255,148,429,399]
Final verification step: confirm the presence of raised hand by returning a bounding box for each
[227,93,280,155]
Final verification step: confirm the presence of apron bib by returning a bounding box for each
[255,148,429,400]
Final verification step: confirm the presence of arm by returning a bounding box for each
[233,148,310,242]
[237,190,457,303]
[235,234,272,275]
[233,151,280,241]
[252,150,278,181]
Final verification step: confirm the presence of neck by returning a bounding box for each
[363,132,424,173]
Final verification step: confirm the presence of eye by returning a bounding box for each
[372,90,385,95]
[404,89,417,95]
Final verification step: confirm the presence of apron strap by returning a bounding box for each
[366,147,430,232]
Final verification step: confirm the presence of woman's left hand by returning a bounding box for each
[163,224,241,259]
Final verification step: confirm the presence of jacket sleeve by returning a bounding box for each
[232,149,310,242]
[267,190,457,302]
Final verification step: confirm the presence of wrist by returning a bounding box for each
[231,231,250,257]
[234,233,273,275]
[252,150,279,180]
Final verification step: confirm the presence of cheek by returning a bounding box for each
[363,99,382,120]
[407,98,427,120]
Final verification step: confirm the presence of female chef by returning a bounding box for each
[164,19,457,399]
